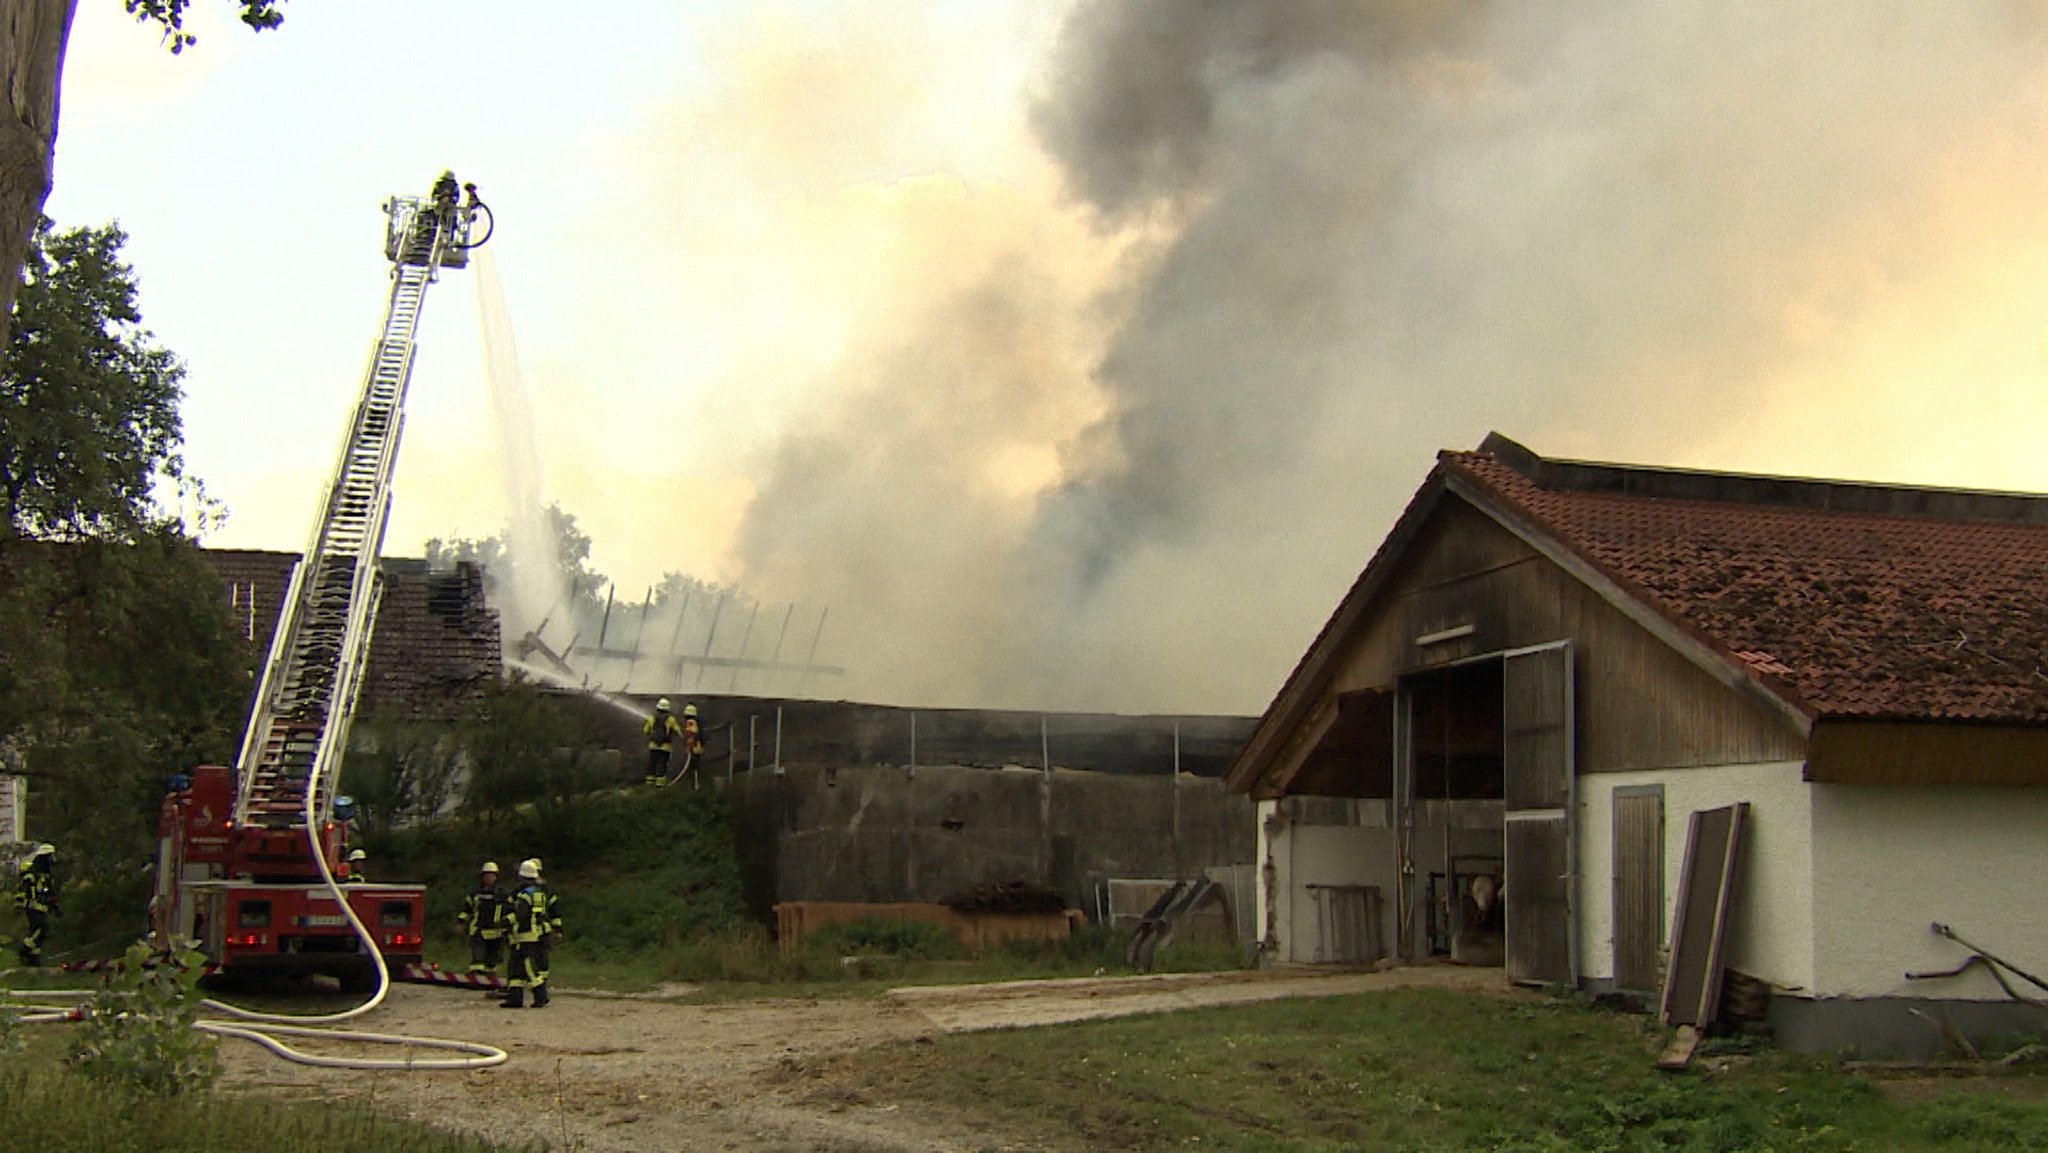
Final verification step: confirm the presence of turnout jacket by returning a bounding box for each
[507,882,561,945]
[458,882,506,940]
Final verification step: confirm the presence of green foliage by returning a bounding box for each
[2,1037,534,1152]
[426,503,609,623]
[341,718,464,837]
[376,776,751,964]
[124,1,287,54]
[0,535,250,956]
[0,218,193,541]
[451,676,618,833]
[66,944,219,1096]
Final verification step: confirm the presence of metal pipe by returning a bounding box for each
[773,706,783,775]
[726,601,760,693]
[694,591,728,688]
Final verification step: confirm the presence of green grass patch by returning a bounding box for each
[817,986,2048,1152]
[0,1037,533,1153]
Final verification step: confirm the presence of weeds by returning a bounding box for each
[65,943,219,1096]
[0,1038,535,1152]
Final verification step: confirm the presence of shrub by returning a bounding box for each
[65,944,219,1096]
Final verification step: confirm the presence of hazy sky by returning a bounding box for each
[44,1,2048,713]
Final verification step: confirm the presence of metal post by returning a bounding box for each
[1040,715,1050,778]
[694,591,729,688]
[748,714,757,773]
[797,606,828,695]
[908,711,917,780]
[666,587,692,686]
[623,586,652,692]
[726,721,735,783]
[1172,719,1183,876]
[726,601,760,694]
[773,706,783,775]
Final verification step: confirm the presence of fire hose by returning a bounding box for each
[1,778,507,1071]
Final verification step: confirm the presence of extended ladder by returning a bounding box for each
[233,178,484,829]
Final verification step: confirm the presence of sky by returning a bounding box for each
[43,1,2048,714]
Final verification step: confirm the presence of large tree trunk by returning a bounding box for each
[0,0,74,351]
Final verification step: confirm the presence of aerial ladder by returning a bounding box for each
[154,174,491,985]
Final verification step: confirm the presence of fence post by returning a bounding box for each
[908,711,917,780]
[773,706,784,776]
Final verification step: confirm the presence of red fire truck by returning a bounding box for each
[154,174,489,988]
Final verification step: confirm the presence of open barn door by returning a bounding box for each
[1502,642,1576,986]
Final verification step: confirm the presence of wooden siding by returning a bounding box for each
[1313,497,1805,781]
[1808,722,2048,786]
[1611,787,1664,993]
[1504,818,1572,984]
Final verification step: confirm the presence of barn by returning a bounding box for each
[1227,433,2048,1057]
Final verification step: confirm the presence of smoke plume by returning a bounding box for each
[719,1,2048,713]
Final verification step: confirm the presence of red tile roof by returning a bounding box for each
[1444,449,2048,724]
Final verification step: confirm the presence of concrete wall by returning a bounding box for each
[722,763,1255,923]
[1255,796,1500,965]
[1576,761,1814,995]
[1810,784,2048,1000]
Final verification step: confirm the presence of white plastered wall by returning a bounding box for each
[1810,785,2048,1000]
[1576,761,1815,994]
[1255,798,1394,964]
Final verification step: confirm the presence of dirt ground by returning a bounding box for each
[219,964,1504,1152]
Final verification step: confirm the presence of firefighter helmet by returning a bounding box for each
[683,704,698,717]
[518,859,541,880]
[347,849,367,863]
[656,697,671,712]
[481,860,500,874]
[30,842,54,858]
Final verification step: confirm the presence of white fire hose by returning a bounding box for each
[0,780,507,1071]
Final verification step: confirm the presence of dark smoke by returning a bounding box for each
[733,1,2048,713]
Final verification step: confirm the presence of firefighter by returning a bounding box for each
[342,847,368,884]
[14,843,58,967]
[501,858,560,1009]
[643,698,684,786]
[456,861,507,983]
[682,704,705,758]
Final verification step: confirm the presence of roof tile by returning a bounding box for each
[1444,452,2048,723]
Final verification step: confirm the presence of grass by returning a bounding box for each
[0,1036,535,1153]
[809,986,2048,1152]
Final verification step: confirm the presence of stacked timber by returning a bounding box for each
[940,881,1067,915]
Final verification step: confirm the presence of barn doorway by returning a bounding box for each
[1397,643,1576,985]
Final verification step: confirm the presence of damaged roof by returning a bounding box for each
[1230,433,2048,795]
[1446,434,2048,724]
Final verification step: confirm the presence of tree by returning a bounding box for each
[0,212,246,953]
[0,2,285,360]
[427,502,611,623]
[0,217,187,542]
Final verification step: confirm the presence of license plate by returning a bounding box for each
[300,915,346,927]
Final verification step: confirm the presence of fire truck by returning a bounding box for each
[154,174,490,989]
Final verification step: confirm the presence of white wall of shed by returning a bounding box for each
[1576,761,1814,994]
[1811,784,2048,1000]
[1257,798,1392,964]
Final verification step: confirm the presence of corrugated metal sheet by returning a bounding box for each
[1612,787,1663,993]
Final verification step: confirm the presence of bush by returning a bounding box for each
[65,944,219,1096]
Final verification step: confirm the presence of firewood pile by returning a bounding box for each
[940,881,1067,914]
